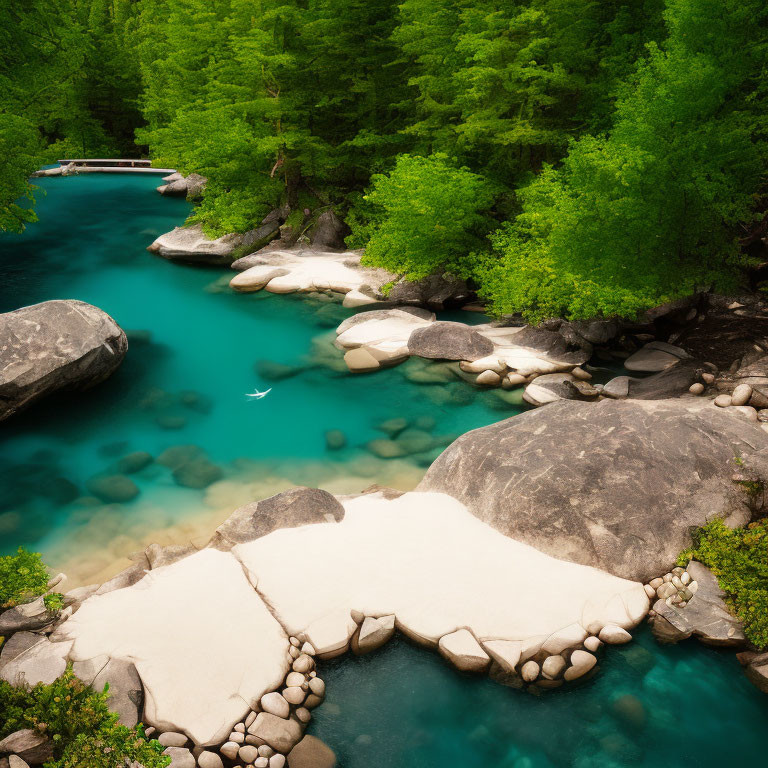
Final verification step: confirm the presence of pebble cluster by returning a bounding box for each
[644,566,697,612]
[435,622,634,693]
[713,382,768,428]
[149,638,325,768]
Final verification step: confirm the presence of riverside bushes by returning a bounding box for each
[4,0,768,319]
[0,669,170,768]
[0,547,56,609]
[679,518,768,649]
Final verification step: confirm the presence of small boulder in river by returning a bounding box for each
[0,300,127,421]
[419,398,768,581]
[86,473,140,503]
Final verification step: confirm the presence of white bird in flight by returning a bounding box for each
[245,388,272,400]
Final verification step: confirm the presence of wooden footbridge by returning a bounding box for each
[55,159,176,174]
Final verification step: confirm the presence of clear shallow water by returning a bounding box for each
[0,174,514,581]
[312,631,768,767]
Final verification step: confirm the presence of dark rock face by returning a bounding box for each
[738,650,768,694]
[0,300,127,421]
[309,210,349,250]
[92,658,143,727]
[0,729,53,765]
[408,322,494,361]
[418,398,768,581]
[649,561,746,646]
[213,487,345,547]
[386,274,473,311]
[509,326,592,363]
[628,359,705,399]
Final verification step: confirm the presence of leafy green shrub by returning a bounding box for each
[0,548,52,609]
[0,669,170,768]
[678,518,768,648]
[43,593,65,613]
[349,153,498,281]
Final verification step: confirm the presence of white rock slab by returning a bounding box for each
[438,629,490,672]
[57,549,289,746]
[233,492,648,652]
[229,251,393,296]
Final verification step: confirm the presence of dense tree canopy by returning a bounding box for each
[2,0,767,319]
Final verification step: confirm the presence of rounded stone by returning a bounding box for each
[702,372,715,384]
[584,636,602,653]
[239,745,260,763]
[714,394,732,407]
[197,751,224,768]
[290,637,300,647]
[282,686,306,705]
[294,707,312,723]
[571,367,592,381]
[158,732,188,747]
[564,650,597,681]
[308,677,325,697]
[269,755,286,768]
[477,370,502,387]
[599,624,632,644]
[688,383,704,395]
[285,672,305,688]
[220,742,239,760]
[261,692,290,719]
[255,758,269,768]
[731,383,753,406]
[293,654,314,673]
[258,745,275,758]
[304,694,323,709]
[541,655,566,680]
[521,660,540,682]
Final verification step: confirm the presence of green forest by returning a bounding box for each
[2,0,768,320]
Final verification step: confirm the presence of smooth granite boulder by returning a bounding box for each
[0,300,127,421]
[147,223,243,265]
[408,321,494,361]
[418,398,768,581]
[213,487,345,547]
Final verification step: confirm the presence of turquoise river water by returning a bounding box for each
[1,174,767,766]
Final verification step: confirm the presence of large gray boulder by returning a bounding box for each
[0,300,127,421]
[213,487,345,547]
[650,561,746,646]
[418,399,768,582]
[408,321,493,361]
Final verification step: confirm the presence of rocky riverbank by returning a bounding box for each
[0,488,651,767]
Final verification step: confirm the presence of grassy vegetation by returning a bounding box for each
[0,669,170,768]
[679,518,768,649]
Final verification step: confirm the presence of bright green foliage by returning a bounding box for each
[0,669,170,768]
[482,0,768,321]
[0,0,142,230]
[0,547,51,609]
[352,154,498,280]
[678,518,768,649]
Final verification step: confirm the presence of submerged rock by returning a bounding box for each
[287,736,337,768]
[418,398,768,581]
[85,474,140,503]
[0,300,127,421]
